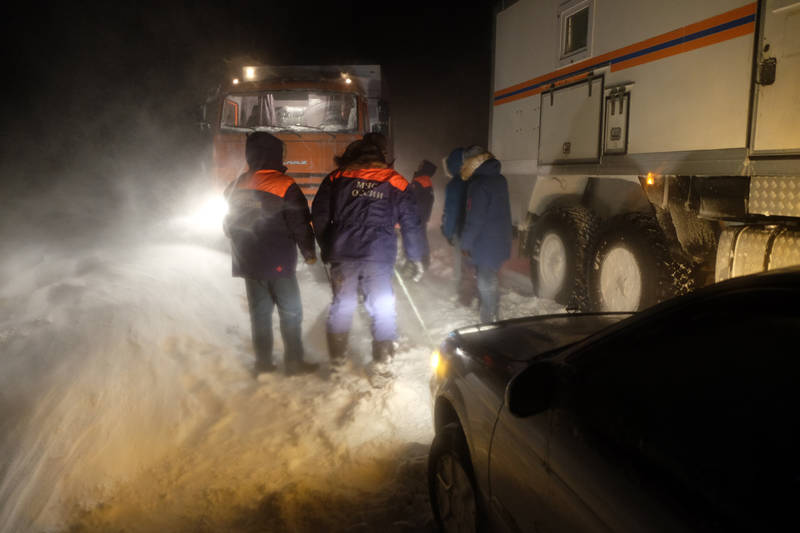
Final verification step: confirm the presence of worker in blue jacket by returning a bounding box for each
[223,132,318,377]
[459,145,512,323]
[440,147,477,305]
[312,140,427,366]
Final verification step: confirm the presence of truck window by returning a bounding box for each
[220,91,358,133]
[559,1,592,62]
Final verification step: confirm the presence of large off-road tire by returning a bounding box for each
[428,423,484,533]
[587,212,694,312]
[529,206,598,308]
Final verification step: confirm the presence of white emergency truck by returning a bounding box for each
[491,0,800,311]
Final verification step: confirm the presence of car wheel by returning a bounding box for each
[428,423,483,533]
[529,206,597,309]
[588,212,693,311]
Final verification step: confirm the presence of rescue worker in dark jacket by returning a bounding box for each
[440,147,477,305]
[312,140,427,366]
[459,145,512,323]
[409,159,436,268]
[223,132,318,377]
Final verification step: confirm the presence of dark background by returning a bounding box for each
[1,1,496,196]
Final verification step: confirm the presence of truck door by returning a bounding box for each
[751,0,800,154]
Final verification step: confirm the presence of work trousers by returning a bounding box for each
[244,276,304,365]
[476,265,500,323]
[327,261,397,342]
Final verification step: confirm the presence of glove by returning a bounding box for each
[306,257,317,265]
[409,260,425,282]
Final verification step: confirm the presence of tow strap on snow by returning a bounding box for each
[393,267,434,344]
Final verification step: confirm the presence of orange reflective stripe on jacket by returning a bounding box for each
[237,169,295,198]
[413,175,433,188]
[332,167,409,191]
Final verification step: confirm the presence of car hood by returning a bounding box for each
[454,313,629,362]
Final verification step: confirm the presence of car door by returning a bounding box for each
[488,396,553,533]
[546,287,800,532]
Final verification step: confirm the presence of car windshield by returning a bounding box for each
[220,91,358,133]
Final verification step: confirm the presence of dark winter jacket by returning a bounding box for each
[311,166,427,264]
[460,154,512,269]
[410,175,434,226]
[224,170,316,279]
[441,148,467,242]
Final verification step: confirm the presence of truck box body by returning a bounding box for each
[491,0,800,310]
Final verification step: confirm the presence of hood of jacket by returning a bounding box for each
[461,150,495,180]
[414,160,437,179]
[246,131,287,173]
[443,148,464,178]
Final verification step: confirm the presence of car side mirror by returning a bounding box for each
[505,362,556,418]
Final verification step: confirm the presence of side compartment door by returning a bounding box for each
[539,76,604,165]
[751,0,800,154]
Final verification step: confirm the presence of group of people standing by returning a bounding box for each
[223,131,510,378]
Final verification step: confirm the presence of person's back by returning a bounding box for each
[460,153,512,270]
[312,144,427,265]
[225,170,313,279]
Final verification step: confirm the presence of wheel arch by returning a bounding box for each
[434,395,462,434]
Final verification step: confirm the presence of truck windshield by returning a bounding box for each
[220,91,358,133]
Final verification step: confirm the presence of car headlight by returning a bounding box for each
[431,347,448,379]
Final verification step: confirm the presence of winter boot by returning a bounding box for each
[327,332,349,368]
[253,358,278,377]
[285,359,319,377]
[372,340,395,363]
[367,340,395,388]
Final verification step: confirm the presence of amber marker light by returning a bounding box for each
[646,172,655,186]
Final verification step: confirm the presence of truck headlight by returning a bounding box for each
[180,194,228,233]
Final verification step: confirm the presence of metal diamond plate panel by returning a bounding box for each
[715,228,738,282]
[731,227,771,278]
[749,176,800,217]
[769,230,800,270]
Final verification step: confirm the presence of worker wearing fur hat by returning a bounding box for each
[312,140,427,369]
[459,145,512,323]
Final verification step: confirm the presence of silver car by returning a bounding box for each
[428,270,800,532]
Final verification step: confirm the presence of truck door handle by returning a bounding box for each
[757,57,777,85]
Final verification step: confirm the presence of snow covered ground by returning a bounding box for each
[0,182,562,532]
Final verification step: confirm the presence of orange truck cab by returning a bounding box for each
[205,64,389,202]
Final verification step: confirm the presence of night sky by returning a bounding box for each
[2,1,496,186]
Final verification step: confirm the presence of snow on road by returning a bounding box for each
[0,209,561,532]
